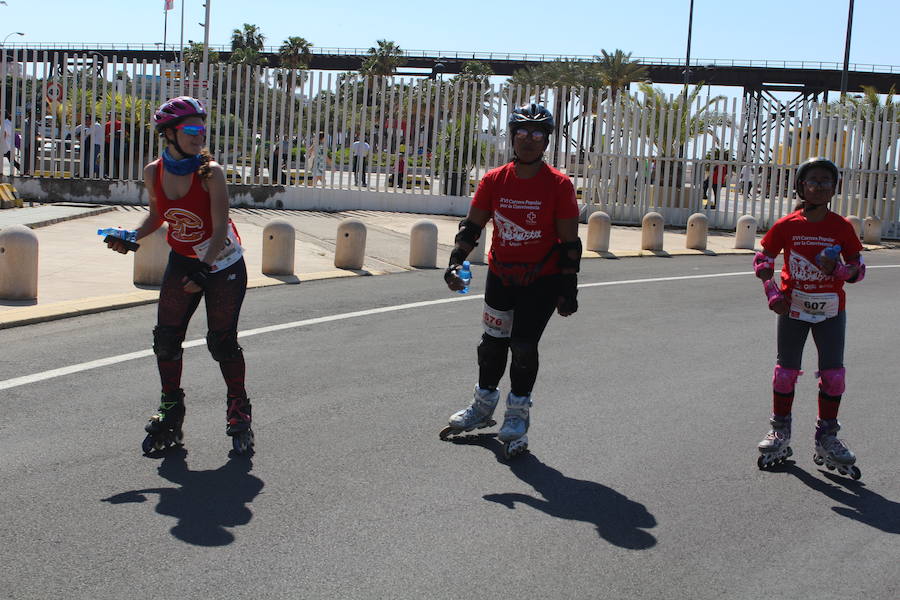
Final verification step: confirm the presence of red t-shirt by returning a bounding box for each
[761,210,863,311]
[153,159,240,259]
[473,162,579,278]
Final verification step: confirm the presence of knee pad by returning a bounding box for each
[153,326,184,361]
[477,333,509,370]
[772,365,802,395]
[510,340,539,373]
[818,367,846,396]
[206,329,243,362]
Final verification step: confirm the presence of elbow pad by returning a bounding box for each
[455,219,483,247]
[558,239,583,272]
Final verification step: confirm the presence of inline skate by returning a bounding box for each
[498,392,532,459]
[813,419,860,480]
[757,415,793,469]
[439,386,499,440]
[226,396,254,455]
[142,390,186,454]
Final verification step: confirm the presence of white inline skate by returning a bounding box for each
[813,419,860,480]
[440,386,499,440]
[498,392,532,459]
[757,415,793,469]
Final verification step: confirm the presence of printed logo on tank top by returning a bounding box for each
[494,210,542,246]
[164,207,205,243]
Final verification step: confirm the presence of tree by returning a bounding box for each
[231,23,265,51]
[595,49,648,101]
[360,40,404,77]
[182,41,220,76]
[279,36,312,70]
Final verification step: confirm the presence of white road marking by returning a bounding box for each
[1,266,898,391]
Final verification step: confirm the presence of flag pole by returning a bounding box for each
[179,0,185,65]
[163,2,168,53]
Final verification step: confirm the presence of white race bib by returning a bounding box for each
[789,290,839,323]
[482,304,514,338]
[192,227,244,273]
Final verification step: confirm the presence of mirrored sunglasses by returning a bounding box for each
[514,128,546,141]
[176,124,207,136]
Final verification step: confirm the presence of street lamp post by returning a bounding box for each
[683,0,694,94]
[839,0,855,99]
[1,31,24,47]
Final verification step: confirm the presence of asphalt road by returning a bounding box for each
[2,252,899,600]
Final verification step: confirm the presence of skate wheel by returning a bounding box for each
[439,426,455,441]
[141,434,155,455]
[812,453,824,466]
[232,430,255,455]
[849,466,861,480]
[757,455,767,469]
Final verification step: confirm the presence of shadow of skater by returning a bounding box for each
[450,437,657,549]
[782,463,900,534]
[102,449,264,546]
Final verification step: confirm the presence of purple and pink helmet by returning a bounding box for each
[153,96,206,131]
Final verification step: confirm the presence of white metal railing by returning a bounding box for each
[2,51,897,237]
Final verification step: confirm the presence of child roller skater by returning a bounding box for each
[753,157,864,478]
[105,96,254,455]
[439,104,581,459]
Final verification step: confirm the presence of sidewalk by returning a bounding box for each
[0,203,885,329]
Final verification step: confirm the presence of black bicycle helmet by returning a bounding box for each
[795,157,839,199]
[509,103,555,133]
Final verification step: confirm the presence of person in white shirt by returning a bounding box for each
[73,114,104,177]
[350,135,370,186]
[0,112,18,177]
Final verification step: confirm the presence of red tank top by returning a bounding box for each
[153,159,240,257]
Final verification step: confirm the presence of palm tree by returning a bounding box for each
[279,36,312,70]
[360,39,404,77]
[231,23,265,52]
[230,47,262,66]
[595,49,648,101]
[182,41,220,76]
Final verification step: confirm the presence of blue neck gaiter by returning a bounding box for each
[162,148,202,176]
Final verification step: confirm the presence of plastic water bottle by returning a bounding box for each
[823,244,842,260]
[458,260,472,294]
[97,227,137,243]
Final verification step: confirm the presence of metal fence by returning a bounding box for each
[2,51,898,236]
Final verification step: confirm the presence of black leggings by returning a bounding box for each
[478,269,560,396]
[156,252,248,398]
[776,311,846,371]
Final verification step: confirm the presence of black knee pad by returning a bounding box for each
[478,333,510,371]
[153,326,184,361]
[206,329,243,362]
[510,339,539,373]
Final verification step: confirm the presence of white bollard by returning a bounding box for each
[409,220,438,268]
[846,216,863,240]
[685,213,708,251]
[641,212,664,251]
[0,225,38,300]
[863,216,882,245]
[735,215,758,249]
[586,211,611,253]
[335,218,367,270]
[262,219,296,276]
[133,224,170,286]
[467,226,486,265]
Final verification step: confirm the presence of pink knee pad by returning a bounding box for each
[818,367,846,396]
[773,365,802,394]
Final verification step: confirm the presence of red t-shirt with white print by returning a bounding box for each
[761,209,863,312]
[472,162,579,278]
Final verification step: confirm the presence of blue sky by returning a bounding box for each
[2,0,898,68]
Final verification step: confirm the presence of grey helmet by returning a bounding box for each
[795,157,839,199]
[508,103,555,133]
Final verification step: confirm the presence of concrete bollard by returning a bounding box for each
[586,211,611,253]
[641,212,664,251]
[0,225,39,300]
[863,216,882,245]
[685,213,708,251]
[262,219,295,276]
[335,218,367,270]
[465,226,486,265]
[409,220,438,268]
[735,215,758,249]
[133,224,170,286]
[846,216,863,240]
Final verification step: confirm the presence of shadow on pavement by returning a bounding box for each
[781,462,900,534]
[102,448,264,546]
[448,435,657,549]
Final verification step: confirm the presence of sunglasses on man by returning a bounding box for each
[176,124,207,136]
[513,128,547,141]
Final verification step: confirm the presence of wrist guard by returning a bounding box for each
[455,219,482,248]
[763,279,784,309]
[558,239,583,273]
[558,273,578,314]
[449,247,469,268]
[753,251,774,277]
[846,256,865,283]
[187,262,212,289]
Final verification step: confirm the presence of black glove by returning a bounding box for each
[186,262,213,289]
[444,264,462,286]
[558,273,578,315]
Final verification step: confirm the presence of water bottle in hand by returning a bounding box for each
[816,244,841,267]
[458,260,472,294]
[98,227,139,252]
